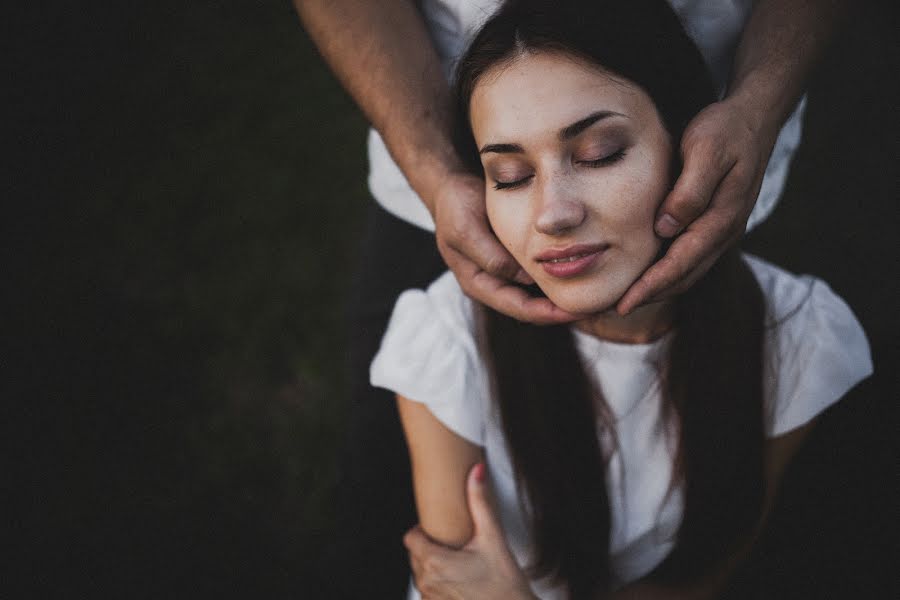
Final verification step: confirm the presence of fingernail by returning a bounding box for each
[514,269,534,285]
[655,214,681,237]
[474,462,485,483]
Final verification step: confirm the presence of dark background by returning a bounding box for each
[8,1,898,598]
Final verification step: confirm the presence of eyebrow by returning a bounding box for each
[559,110,624,141]
[479,110,625,155]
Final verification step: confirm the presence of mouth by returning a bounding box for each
[535,243,609,278]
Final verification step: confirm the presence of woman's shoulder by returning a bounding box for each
[741,253,874,436]
[742,253,868,337]
[369,271,487,445]
[742,253,820,323]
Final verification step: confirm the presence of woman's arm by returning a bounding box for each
[396,394,484,548]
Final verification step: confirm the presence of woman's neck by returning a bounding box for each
[574,299,675,344]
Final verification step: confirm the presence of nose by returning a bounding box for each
[534,174,586,235]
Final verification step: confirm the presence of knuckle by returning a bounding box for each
[704,210,744,244]
[402,531,412,547]
[683,129,721,158]
[682,234,711,259]
[422,555,443,576]
[419,581,439,598]
[700,211,732,236]
[484,254,512,276]
[722,216,745,240]
[728,160,753,183]
[674,188,708,215]
[448,222,470,245]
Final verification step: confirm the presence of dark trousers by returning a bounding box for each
[321,203,445,599]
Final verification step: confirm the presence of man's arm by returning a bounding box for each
[294,0,457,206]
[618,0,847,315]
[727,0,844,130]
[295,1,575,323]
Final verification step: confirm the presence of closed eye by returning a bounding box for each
[579,149,626,168]
[493,174,535,190]
[492,149,625,190]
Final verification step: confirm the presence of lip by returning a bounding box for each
[534,243,609,278]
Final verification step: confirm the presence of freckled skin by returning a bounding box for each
[471,51,673,318]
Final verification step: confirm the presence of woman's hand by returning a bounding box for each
[403,463,536,600]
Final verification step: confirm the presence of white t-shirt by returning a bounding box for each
[367,0,806,233]
[370,255,872,599]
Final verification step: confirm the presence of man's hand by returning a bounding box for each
[432,172,579,325]
[616,0,845,316]
[404,463,536,600]
[616,97,778,315]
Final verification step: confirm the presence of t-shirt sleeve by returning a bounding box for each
[369,272,487,446]
[763,277,873,438]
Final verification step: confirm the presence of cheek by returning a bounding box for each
[487,197,531,257]
[601,154,668,238]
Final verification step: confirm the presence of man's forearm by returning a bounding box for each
[295,0,461,211]
[727,0,846,132]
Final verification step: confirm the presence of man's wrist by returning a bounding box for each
[406,158,473,219]
[720,84,784,148]
[409,159,462,216]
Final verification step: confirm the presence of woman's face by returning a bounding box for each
[470,51,673,315]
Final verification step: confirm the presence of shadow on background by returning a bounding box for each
[7,1,897,598]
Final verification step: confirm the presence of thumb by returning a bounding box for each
[466,462,503,544]
[655,144,725,238]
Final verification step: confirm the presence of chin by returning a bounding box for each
[546,249,660,314]
[543,285,624,316]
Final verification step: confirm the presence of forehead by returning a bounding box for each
[469,50,655,142]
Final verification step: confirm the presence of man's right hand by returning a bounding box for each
[431,172,579,325]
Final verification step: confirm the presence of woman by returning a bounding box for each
[370,1,872,598]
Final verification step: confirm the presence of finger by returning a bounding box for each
[403,525,434,557]
[469,269,581,324]
[403,526,458,571]
[445,218,524,282]
[448,250,580,324]
[408,553,439,599]
[617,220,731,315]
[515,268,534,285]
[623,161,754,316]
[465,463,504,547]
[643,250,721,303]
[409,552,423,581]
[655,142,735,238]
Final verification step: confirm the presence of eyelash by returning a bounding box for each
[492,149,627,190]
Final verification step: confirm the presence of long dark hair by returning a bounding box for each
[454,2,766,598]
